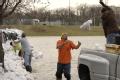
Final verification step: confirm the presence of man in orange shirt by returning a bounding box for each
[56,33,81,80]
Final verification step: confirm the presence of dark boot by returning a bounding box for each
[25,65,32,72]
[56,78,62,80]
[64,73,71,80]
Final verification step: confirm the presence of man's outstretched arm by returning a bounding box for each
[99,0,110,9]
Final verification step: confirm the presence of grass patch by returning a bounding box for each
[0,25,104,36]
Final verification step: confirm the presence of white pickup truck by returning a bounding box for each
[78,49,120,80]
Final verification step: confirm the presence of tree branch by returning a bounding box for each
[99,0,111,10]
[3,0,22,18]
[0,0,6,7]
[3,0,9,13]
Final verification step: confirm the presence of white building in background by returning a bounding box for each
[20,19,61,25]
[20,19,40,25]
[3,18,63,25]
[39,20,62,25]
[80,19,92,30]
[32,19,40,25]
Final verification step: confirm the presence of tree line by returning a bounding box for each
[1,0,120,26]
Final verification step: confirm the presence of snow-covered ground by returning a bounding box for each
[28,36,106,80]
[0,36,106,80]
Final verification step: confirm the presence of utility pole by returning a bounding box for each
[68,0,70,25]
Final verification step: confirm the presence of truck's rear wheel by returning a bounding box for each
[78,64,90,80]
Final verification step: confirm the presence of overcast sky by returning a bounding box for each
[34,0,120,10]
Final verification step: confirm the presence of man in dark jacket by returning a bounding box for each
[100,0,120,44]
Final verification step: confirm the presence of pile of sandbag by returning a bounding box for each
[106,44,120,54]
[1,41,34,80]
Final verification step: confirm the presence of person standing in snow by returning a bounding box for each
[15,33,32,72]
[56,33,81,80]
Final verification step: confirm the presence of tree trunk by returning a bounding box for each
[0,6,3,25]
[0,16,3,25]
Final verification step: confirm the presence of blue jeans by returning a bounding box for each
[56,63,71,80]
[23,52,32,66]
[107,33,120,44]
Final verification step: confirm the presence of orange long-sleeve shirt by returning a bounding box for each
[57,40,77,64]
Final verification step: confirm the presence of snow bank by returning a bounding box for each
[1,41,34,80]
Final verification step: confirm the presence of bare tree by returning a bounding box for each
[76,4,102,26]
[0,0,41,25]
[0,0,22,24]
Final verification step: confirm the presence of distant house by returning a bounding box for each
[32,19,40,24]
[3,18,63,25]
[39,20,62,25]
[3,19,40,25]
[20,19,40,25]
